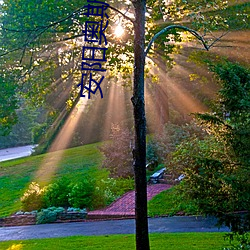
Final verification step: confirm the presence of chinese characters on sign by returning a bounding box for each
[78,0,109,99]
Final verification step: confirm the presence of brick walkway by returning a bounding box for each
[88,184,171,219]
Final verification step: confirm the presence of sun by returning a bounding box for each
[114,25,125,38]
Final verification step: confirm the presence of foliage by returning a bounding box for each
[43,178,71,208]
[147,122,206,166]
[168,136,239,211]
[32,123,48,144]
[19,169,133,212]
[36,206,64,224]
[146,141,159,170]
[20,182,45,212]
[41,177,95,210]
[93,177,134,208]
[167,61,250,233]
[223,233,250,250]
[99,124,133,178]
[67,207,86,213]
[0,104,44,148]
[93,178,118,208]
[0,0,244,133]
[68,179,94,209]
[0,75,18,136]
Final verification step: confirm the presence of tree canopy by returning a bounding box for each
[0,0,248,133]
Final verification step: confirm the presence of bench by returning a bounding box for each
[175,174,185,182]
[149,168,165,184]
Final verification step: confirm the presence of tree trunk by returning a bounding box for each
[131,1,150,250]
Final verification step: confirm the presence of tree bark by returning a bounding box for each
[131,1,150,250]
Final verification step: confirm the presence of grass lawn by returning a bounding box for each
[0,143,104,217]
[0,233,230,250]
[148,186,199,217]
[0,140,197,218]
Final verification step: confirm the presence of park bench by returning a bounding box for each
[149,168,165,184]
[175,174,185,182]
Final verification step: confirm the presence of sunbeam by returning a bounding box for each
[35,98,88,184]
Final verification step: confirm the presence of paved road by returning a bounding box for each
[0,145,37,162]
[0,216,229,241]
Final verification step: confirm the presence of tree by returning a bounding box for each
[0,74,18,136]
[130,1,230,248]
[168,61,250,233]
[99,124,133,178]
[1,1,248,249]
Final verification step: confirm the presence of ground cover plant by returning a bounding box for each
[0,233,232,250]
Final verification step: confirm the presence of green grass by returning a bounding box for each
[0,233,230,250]
[148,186,199,217]
[0,141,196,218]
[0,143,104,217]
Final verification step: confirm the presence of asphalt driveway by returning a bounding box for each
[0,145,37,162]
[0,216,230,241]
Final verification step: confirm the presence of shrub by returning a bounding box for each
[169,61,250,233]
[113,177,134,197]
[147,122,205,166]
[67,207,87,213]
[223,233,250,250]
[93,177,134,209]
[146,141,159,171]
[92,178,117,209]
[21,182,45,211]
[99,124,134,178]
[43,177,71,208]
[68,180,94,209]
[36,206,64,224]
[32,123,47,144]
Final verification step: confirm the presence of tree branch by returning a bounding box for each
[145,25,210,56]
[0,3,135,57]
[108,5,135,24]
[205,30,230,49]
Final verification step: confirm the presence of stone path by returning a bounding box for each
[88,184,171,219]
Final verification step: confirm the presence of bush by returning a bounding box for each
[147,122,205,166]
[43,177,71,208]
[93,178,117,208]
[223,233,250,250]
[36,206,64,224]
[99,124,134,178]
[146,141,159,171]
[68,180,94,209]
[168,61,250,233]
[32,123,47,144]
[93,177,134,209]
[21,182,45,211]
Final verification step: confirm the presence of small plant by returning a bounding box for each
[93,177,134,209]
[67,207,87,213]
[93,178,116,208]
[36,206,64,224]
[21,182,45,211]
